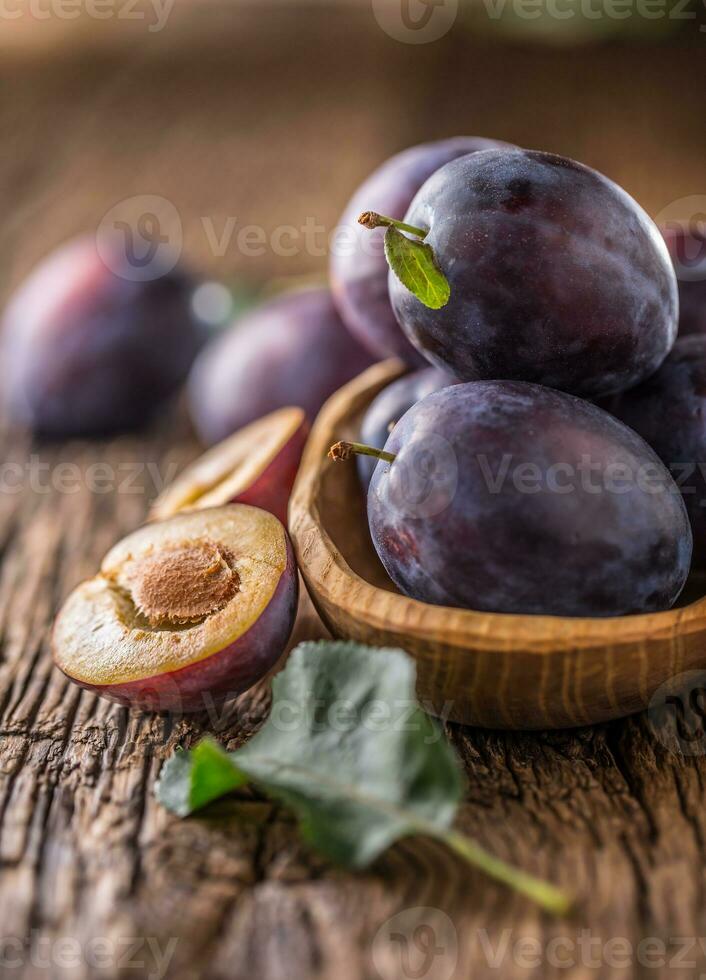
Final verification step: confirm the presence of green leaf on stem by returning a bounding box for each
[155,641,570,915]
[384,226,451,310]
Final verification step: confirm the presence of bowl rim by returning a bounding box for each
[289,359,706,656]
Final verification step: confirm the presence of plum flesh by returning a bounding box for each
[188,288,375,445]
[367,381,691,617]
[389,150,678,398]
[331,136,513,365]
[601,335,706,569]
[357,367,457,489]
[52,505,299,712]
[2,236,205,437]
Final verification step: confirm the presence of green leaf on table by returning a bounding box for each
[156,739,247,817]
[233,641,463,867]
[157,641,462,864]
[384,226,451,310]
[155,641,570,915]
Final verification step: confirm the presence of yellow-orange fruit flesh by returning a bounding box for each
[52,505,298,711]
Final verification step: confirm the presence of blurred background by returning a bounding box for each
[1,0,705,302]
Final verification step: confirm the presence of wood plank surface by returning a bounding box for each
[1,416,706,980]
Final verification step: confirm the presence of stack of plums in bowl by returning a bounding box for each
[5,137,705,717]
[333,146,706,620]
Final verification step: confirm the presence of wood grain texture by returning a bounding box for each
[2,30,706,304]
[2,414,706,979]
[289,361,706,730]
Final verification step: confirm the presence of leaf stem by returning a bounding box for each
[328,441,397,465]
[439,829,572,916]
[236,754,570,915]
[358,211,428,240]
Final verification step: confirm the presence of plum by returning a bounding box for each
[151,407,308,526]
[1,236,205,437]
[188,287,376,445]
[601,335,706,569]
[662,224,706,336]
[350,382,691,617]
[387,150,678,398]
[53,505,299,712]
[357,368,458,489]
[330,136,514,364]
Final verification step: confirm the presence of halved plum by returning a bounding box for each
[151,408,308,525]
[52,506,298,712]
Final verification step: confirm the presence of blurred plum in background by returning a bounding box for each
[330,136,514,365]
[188,287,376,445]
[1,236,205,437]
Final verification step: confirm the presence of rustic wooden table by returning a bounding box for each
[1,417,706,980]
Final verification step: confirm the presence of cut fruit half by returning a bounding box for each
[151,407,308,525]
[52,505,298,712]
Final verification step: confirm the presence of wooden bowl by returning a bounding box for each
[289,360,706,730]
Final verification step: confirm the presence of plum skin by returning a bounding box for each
[330,136,514,365]
[54,532,299,713]
[189,288,376,445]
[357,367,457,489]
[2,236,205,437]
[390,150,678,398]
[151,411,309,526]
[601,335,706,570]
[368,381,691,617]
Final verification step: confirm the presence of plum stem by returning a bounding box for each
[328,441,397,465]
[358,211,428,240]
[439,829,572,916]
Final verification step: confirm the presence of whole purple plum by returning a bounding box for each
[601,335,706,568]
[1,236,204,437]
[188,288,376,445]
[331,136,514,365]
[367,381,691,617]
[389,150,678,397]
[357,367,458,489]
[662,224,706,336]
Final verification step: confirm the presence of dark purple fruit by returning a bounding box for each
[1,236,204,437]
[367,381,691,617]
[601,335,706,569]
[389,150,678,398]
[331,137,513,365]
[188,288,375,445]
[662,224,706,337]
[357,367,458,489]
